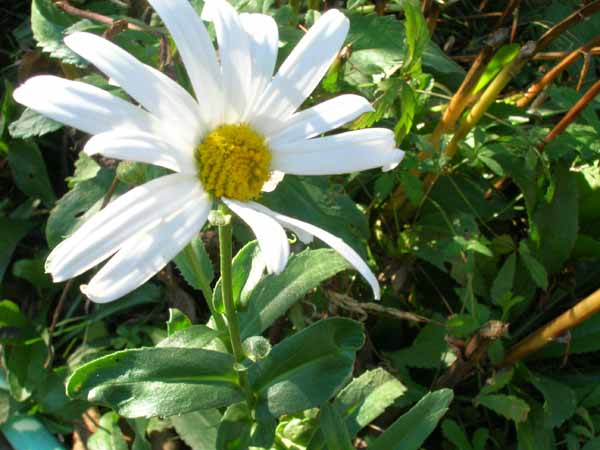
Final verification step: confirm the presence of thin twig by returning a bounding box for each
[539,78,600,151]
[326,291,432,324]
[534,0,600,54]
[576,51,591,93]
[55,0,156,34]
[517,36,600,108]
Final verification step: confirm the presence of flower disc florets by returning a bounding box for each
[196,123,271,201]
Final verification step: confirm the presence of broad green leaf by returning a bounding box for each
[8,140,55,206]
[308,368,406,450]
[473,44,520,94]
[129,419,151,450]
[66,153,101,188]
[214,240,261,311]
[528,373,576,429]
[5,339,48,401]
[479,368,513,396]
[386,323,451,369]
[8,108,62,139]
[171,410,221,450]
[476,394,529,423]
[491,253,517,303]
[249,318,364,418]
[12,257,52,289]
[216,402,276,450]
[531,164,579,273]
[239,248,350,339]
[46,168,118,248]
[174,236,214,294]
[318,403,354,450]
[31,0,86,65]
[516,405,556,450]
[401,0,429,74]
[0,390,12,425]
[441,419,472,450]
[0,218,34,284]
[335,368,406,436]
[368,389,453,450]
[87,412,128,450]
[157,325,221,349]
[166,308,192,335]
[66,348,244,418]
[519,242,548,290]
[472,428,489,450]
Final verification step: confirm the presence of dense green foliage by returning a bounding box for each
[2,0,600,448]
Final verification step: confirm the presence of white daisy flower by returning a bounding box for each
[13,0,404,303]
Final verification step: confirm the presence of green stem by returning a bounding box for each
[183,243,227,335]
[218,204,251,397]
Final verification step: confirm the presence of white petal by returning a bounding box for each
[84,131,196,174]
[268,95,373,145]
[261,170,285,193]
[13,76,159,136]
[65,32,204,145]
[223,198,289,274]
[82,193,211,303]
[147,0,223,127]
[239,13,278,119]
[251,10,349,134]
[201,0,251,123]
[247,203,380,299]
[47,174,203,282]
[271,129,405,175]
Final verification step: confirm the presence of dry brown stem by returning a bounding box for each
[517,36,600,108]
[503,288,600,366]
[326,291,431,324]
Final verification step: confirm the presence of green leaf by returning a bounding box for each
[473,44,520,94]
[171,409,221,450]
[491,253,517,303]
[66,348,244,418]
[368,389,453,450]
[308,368,406,450]
[401,0,429,74]
[318,403,354,450]
[130,419,151,450]
[8,140,55,206]
[157,325,220,349]
[12,257,52,289]
[214,240,262,311]
[476,394,530,423]
[0,218,34,284]
[0,390,12,425]
[174,236,214,293]
[519,242,548,290]
[88,412,128,450]
[8,108,62,139]
[441,419,472,450]
[66,153,101,188]
[239,248,350,339]
[216,402,276,450]
[386,323,451,369]
[166,308,192,335]
[31,0,86,65]
[531,164,579,273]
[46,168,117,248]
[528,373,576,429]
[248,318,364,418]
[479,368,513,396]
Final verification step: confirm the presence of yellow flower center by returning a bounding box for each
[196,123,271,201]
